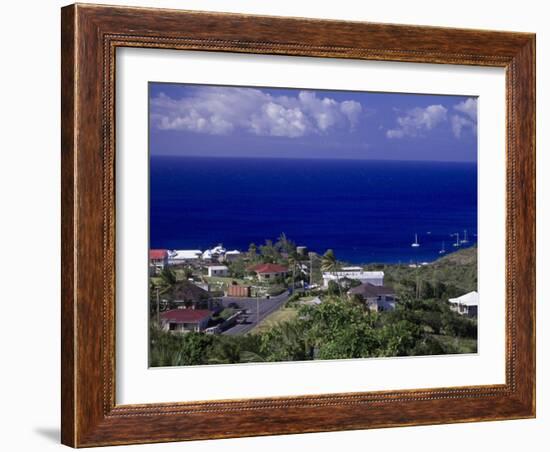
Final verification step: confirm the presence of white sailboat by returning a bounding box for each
[460,229,469,244]
[452,233,460,247]
[439,241,446,254]
[411,233,420,248]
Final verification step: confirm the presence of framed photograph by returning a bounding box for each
[61,3,536,447]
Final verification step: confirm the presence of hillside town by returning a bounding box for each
[148,236,478,366]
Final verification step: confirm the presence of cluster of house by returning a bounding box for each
[155,279,248,334]
[219,263,290,298]
[151,248,478,334]
[321,268,479,317]
[150,246,291,281]
[155,280,215,333]
[149,246,244,278]
[149,246,242,272]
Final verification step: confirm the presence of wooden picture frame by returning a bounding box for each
[61,3,535,447]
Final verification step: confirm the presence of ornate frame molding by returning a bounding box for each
[62,4,535,447]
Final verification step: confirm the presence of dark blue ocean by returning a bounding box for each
[150,156,477,264]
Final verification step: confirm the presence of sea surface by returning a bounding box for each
[150,156,477,264]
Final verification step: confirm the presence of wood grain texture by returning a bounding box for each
[60,3,536,447]
[60,5,76,447]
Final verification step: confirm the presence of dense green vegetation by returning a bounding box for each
[149,240,478,367]
[150,293,477,367]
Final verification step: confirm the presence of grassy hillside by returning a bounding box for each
[433,245,477,267]
[365,245,477,301]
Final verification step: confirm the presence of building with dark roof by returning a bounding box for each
[165,280,212,309]
[347,283,397,312]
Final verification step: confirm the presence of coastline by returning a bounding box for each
[150,156,477,264]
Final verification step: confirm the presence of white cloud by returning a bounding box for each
[150,87,363,138]
[249,102,309,138]
[340,100,362,128]
[451,115,475,138]
[386,104,448,139]
[451,97,477,138]
[454,97,477,120]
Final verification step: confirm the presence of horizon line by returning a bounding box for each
[150,154,477,164]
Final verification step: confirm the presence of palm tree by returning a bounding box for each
[248,242,257,260]
[160,267,177,286]
[207,340,242,365]
[276,232,296,255]
[288,251,305,291]
[321,249,342,297]
[260,239,276,263]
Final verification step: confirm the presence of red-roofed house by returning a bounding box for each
[160,309,212,333]
[248,263,288,281]
[149,249,168,273]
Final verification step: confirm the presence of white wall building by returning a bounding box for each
[322,270,384,288]
[449,291,479,317]
[207,265,229,277]
[168,249,202,265]
[202,245,226,261]
[223,250,241,262]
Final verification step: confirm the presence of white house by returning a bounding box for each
[149,249,168,273]
[207,265,229,277]
[322,270,384,288]
[449,291,479,317]
[223,250,241,262]
[202,245,226,261]
[168,249,202,265]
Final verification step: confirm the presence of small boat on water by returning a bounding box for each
[439,241,446,254]
[452,233,460,247]
[411,233,420,248]
[460,229,469,244]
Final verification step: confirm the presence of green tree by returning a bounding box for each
[149,329,213,367]
[259,239,277,263]
[182,265,194,279]
[287,251,303,289]
[321,249,342,296]
[160,267,177,286]
[207,338,242,364]
[376,320,423,356]
[248,242,257,260]
[276,232,296,255]
[299,297,379,359]
[228,259,247,279]
[259,321,309,362]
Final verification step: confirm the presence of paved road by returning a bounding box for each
[220,292,290,335]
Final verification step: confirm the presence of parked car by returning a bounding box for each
[204,325,221,334]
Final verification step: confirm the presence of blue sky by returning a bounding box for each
[149,83,478,162]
